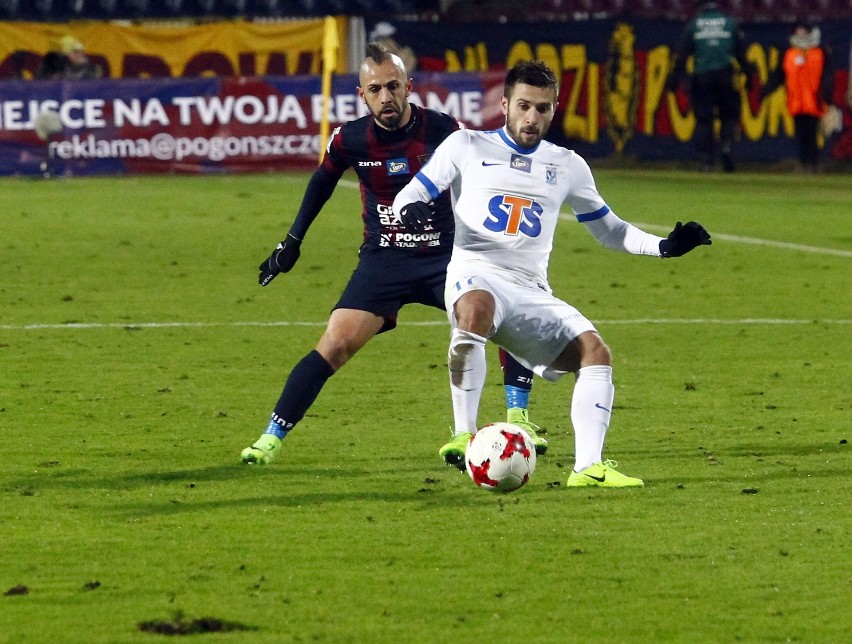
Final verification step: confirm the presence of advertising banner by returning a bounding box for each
[375,17,852,162]
[0,72,503,176]
[1,17,850,175]
[0,18,348,80]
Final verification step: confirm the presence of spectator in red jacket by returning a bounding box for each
[762,22,834,170]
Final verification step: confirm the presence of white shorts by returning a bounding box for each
[445,261,596,381]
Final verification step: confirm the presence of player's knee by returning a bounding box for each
[452,291,495,337]
[316,334,359,371]
[553,331,611,373]
[585,334,612,367]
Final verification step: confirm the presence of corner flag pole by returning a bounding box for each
[319,16,339,164]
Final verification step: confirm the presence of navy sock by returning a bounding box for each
[268,350,335,435]
[499,348,533,408]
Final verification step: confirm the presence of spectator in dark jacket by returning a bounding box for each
[38,36,102,80]
[666,2,754,172]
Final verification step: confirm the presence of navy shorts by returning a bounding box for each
[334,247,451,333]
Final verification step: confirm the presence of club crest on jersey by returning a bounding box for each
[386,158,410,175]
[545,165,557,185]
[510,154,532,173]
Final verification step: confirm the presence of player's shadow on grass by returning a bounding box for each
[6,464,262,492]
[106,486,491,519]
[4,461,465,496]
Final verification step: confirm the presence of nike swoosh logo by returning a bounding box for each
[585,473,606,482]
[481,161,501,166]
[595,403,611,412]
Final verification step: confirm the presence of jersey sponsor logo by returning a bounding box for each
[380,230,441,248]
[484,194,543,238]
[510,154,532,173]
[386,158,410,175]
[377,203,401,226]
[358,160,382,167]
[393,231,441,245]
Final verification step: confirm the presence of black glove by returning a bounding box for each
[659,221,712,258]
[399,201,434,232]
[258,233,302,286]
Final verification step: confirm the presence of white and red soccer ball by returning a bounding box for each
[465,422,537,493]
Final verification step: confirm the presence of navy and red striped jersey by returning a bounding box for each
[320,104,459,253]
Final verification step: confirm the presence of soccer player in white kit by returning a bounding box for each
[392,60,711,487]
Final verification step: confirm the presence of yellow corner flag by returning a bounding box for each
[318,16,339,163]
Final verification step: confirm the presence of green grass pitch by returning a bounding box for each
[1,169,849,642]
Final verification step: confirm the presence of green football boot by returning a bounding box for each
[566,460,644,488]
[506,407,548,455]
[438,431,473,470]
[240,433,282,465]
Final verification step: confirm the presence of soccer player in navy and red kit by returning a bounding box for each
[241,43,546,467]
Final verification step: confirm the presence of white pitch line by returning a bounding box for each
[631,222,852,258]
[1,318,849,331]
[342,178,851,257]
[4,186,846,334]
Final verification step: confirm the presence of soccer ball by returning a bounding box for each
[465,422,536,493]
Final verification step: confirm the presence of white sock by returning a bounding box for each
[448,328,488,434]
[571,365,615,471]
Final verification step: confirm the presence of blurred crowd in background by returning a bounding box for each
[1,0,850,23]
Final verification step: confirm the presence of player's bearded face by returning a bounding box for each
[502,83,557,149]
[358,59,412,131]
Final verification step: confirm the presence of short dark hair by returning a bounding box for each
[365,42,392,65]
[504,60,558,98]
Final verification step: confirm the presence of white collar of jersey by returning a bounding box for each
[498,126,540,155]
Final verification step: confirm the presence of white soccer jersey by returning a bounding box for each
[393,127,662,288]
